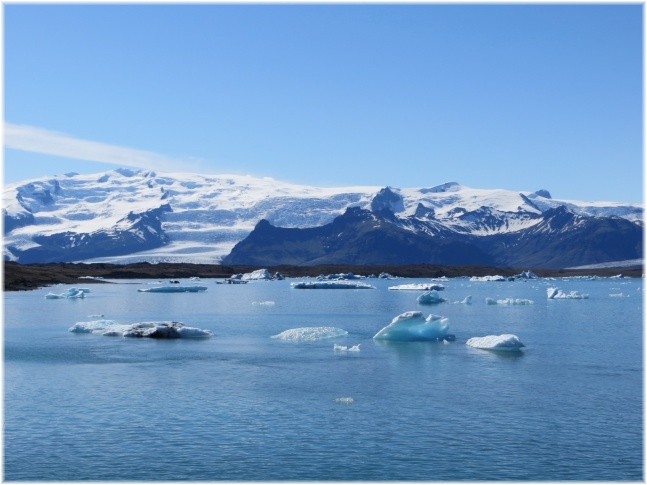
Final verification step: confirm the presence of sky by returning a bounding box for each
[3,3,644,204]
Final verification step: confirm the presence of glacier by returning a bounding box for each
[3,169,642,264]
[373,311,454,341]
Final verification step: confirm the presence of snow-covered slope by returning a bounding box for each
[2,169,643,264]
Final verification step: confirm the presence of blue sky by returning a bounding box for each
[4,3,643,203]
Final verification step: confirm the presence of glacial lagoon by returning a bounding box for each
[4,275,643,480]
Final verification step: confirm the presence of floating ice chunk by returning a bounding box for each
[69,320,119,333]
[137,286,208,293]
[272,327,349,341]
[69,320,211,338]
[486,297,534,305]
[388,283,445,291]
[252,301,276,306]
[334,343,361,352]
[317,272,364,280]
[175,326,213,338]
[417,290,447,305]
[241,269,272,280]
[291,281,375,289]
[46,287,87,299]
[514,270,539,280]
[373,311,454,342]
[458,296,472,304]
[466,334,525,352]
[609,293,629,298]
[470,275,508,282]
[334,397,354,404]
[547,287,589,299]
[123,322,212,338]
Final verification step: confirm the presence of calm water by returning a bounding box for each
[4,276,643,481]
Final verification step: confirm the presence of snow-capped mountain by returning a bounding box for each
[3,169,643,267]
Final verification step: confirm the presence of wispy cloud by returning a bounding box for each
[4,123,203,173]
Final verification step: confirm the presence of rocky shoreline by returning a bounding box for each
[3,261,642,291]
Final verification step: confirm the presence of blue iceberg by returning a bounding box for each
[417,290,447,305]
[373,311,454,342]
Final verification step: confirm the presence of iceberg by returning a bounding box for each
[69,319,120,333]
[417,290,447,305]
[388,283,445,291]
[469,275,508,282]
[137,286,208,293]
[69,320,212,338]
[485,297,534,305]
[271,327,348,341]
[291,281,375,289]
[373,311,454,342]
[546,287,589,299]
[334,397,355,404]
[317,272,365,280]
[466,334,525,352]
[241,269,272,280]
[45,287,88,299]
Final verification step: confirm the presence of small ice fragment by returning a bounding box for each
[334,344,361,352]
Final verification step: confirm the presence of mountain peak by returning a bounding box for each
[420,182,461,194]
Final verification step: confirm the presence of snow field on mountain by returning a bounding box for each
[3,169,642,264]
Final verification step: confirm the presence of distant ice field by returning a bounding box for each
[4,275,643,480]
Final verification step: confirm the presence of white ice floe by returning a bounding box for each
[69,320,212,338]
[271,327,349,341]
[373,311,454,342]
[137,285,208,293]
[609,293,630,298]
[334,343,361,352]
[252,301,276,306]
[485,297,534,305]
[417,290,447,305]
[466,334,525,352]
[334,397,355,404]
[388,283,445,291]
[469,275,507,282]
[291,281,375,289]
[546,287,589,299]
[45,287,89,299]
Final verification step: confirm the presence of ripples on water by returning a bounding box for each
[4,277,643,480]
